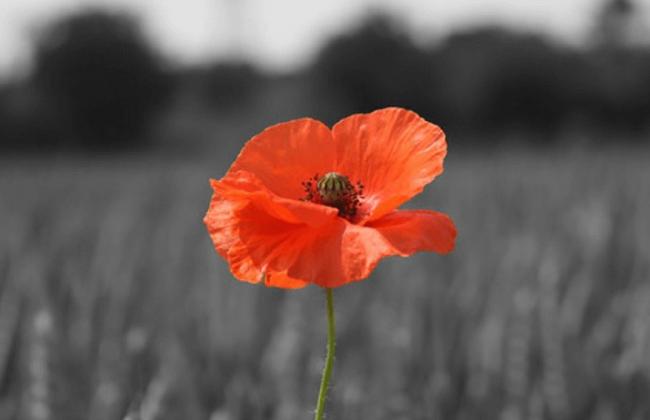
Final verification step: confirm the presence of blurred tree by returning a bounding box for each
[0,82,67,151]
[593,0,644,48]
[310,14,439,124]
[588,0,650,134]
[31,9,173,150]
[192,61,264,110]
[584,49,650,133]
[434,28,582,138]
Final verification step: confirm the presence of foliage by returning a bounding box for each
[433,29,580,137]
[31,9,173,150]
[583,48,650,132]
[311,14,650,141]
[191,61,265,110]
[310,15,437,124]
[0,83,67,151]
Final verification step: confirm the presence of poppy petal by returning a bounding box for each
[368,210,457,255]
[229,118,336,200]
[212,171,338,227]
[250,219,398,288]
[213,189,336,286]
[331,107,447,222]
[264,272,309,289]
[207,184,395,287]
[315,222,399,287]
[204,189,261,284]
[204,170,337,287]
[207,184,454,287]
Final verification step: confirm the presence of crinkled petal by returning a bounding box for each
[237,215,400,288]
[204,189,261,285]
[288,211,456,287]
[264,272,309,289]
[206,179,455,288]
[212,170,338,227]
[204,170,337,288]
[331,107,447,222]
[229,118,336,200]
[368,210,457,255]
[287,219,397,287]
[205,178,397,288]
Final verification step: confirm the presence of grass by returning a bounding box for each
[0,146,649,420]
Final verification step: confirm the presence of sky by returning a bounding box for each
[0,0,648,79]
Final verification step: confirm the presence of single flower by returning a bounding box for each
[204,107,456,288]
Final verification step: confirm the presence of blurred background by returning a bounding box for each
[1,0,650,419]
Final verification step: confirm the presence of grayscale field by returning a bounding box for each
[1,147,648,419]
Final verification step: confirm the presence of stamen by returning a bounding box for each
[301,172,364,220]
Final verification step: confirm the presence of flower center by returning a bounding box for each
[301,172,364,220]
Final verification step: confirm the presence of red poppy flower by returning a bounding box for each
[204,107,456,289]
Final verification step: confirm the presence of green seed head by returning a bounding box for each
[317,172,353,206]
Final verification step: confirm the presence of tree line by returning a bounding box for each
[1,9,648,152]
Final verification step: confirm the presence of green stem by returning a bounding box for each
[314,288,336,420]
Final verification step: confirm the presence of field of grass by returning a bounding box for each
[1,146,649,420]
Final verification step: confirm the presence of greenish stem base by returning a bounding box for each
[314,288,336,420]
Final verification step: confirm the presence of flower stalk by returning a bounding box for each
[314,288,336,420]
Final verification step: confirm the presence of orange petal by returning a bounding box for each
[207,185,397,288]
[264,272,309,289]
[204,171,337,287]
[217,192,336,286]
[368,210,457,255]
[229,118,336,200]
[207,186,455,288]
[287,219,398,287]
[331,107,447,222]
[204,188,261,285]
[212,171,338,227]
[256,219,399,288]
[295,213,455,287]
